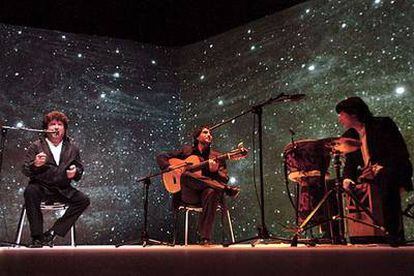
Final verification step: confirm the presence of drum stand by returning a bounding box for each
[283,138,334,245]
[402,204,414,244]
[290,151,387,246]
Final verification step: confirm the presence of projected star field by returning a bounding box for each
[0,0,413,244]
[176,0,413,239]
[0,25,181,244]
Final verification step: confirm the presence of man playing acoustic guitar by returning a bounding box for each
[156,126,241,245]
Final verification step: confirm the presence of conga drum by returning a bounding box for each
[283,139,331,185]
[283,139,331,227]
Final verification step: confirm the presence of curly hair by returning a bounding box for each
[42,111,69,130]
[192,125,211,147]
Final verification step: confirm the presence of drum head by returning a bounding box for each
[283,139,330,184]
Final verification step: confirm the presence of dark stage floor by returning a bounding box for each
[1,244,414,276]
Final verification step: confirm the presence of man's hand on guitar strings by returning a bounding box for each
[208,159,219,173]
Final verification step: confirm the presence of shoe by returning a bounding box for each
[224,185,240,198]
[388,238,406,247]
[28,238,43,248]
[199,238,213,246]
[43,230,56,247]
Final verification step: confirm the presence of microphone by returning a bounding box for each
[1,125,58,133]
[283,94,306,102]
[288,128,296,136]
[44,129,59,134]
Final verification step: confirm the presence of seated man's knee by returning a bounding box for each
[80,193,90,208]
[205,188,221,199]
[181,172,192,182]
[23,184,41,199]
[72,192,90,209]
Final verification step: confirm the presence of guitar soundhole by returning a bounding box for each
[173,177,176,185]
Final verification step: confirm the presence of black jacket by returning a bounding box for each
[22,136,84,198]
[342,117,413,191]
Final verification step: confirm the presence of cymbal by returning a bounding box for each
[320,137,361,154]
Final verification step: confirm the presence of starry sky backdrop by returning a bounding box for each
[1,0,413,244]
[176,0,413,240]
[0,24,181,244]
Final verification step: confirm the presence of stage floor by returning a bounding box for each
[1,244,414,275]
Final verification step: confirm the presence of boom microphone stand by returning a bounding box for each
[0,125,55,173]
[115,167,187,247]
[210,93,306,245]
[0,125,57,247]
[0,127,12,246]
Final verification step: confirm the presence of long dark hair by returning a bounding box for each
[335,97,373,123]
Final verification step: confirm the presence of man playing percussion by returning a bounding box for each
[156,126,240,245]
[336,97,413,245]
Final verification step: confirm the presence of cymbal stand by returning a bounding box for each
[402,203,414,244]
[290,151,387,246]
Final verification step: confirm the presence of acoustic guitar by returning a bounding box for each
[162,143,248,193]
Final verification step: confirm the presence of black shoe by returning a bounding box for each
[199,238,213,246]
[28,238,43,248]
[389,239,406,247]
[43,230,56,247]
[224,185,240,198]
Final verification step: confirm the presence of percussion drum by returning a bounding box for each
[283,139,331,185]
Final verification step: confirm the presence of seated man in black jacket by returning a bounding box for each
[157,126,239,245]
[22,111,90,247]
[336,97,413,245]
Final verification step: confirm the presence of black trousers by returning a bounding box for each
[375,170,405,243]
[23,184,90,238]
[180,172,224,240]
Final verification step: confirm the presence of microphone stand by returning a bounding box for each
[211,93,306,246]
[0,127,12,246]
[0,125,55,247]
[115,166,187,247]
